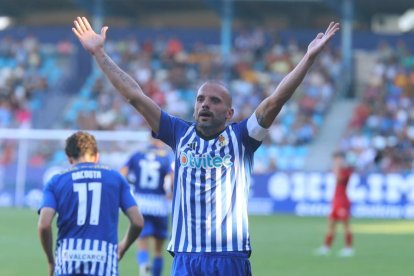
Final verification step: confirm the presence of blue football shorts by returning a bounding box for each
[139,215,169,239]
[171,251,251,276]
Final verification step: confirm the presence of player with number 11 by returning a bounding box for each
[38,131,144,276]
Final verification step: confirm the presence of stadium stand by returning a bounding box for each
[1,0,414,174]
[0,35,75,128]
[1,25,414,174]
[0,35,76,168]
[60,28,339,172]
[340,41,414,173]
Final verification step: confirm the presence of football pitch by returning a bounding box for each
[0,208,412,276]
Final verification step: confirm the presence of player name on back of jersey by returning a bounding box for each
[72,170,102,181]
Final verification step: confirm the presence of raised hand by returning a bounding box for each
[72,16,108,55]
[307,22,340,59]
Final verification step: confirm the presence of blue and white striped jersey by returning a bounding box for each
[124,147,173,217]
[153,111,263,254]
[40,162,137,276]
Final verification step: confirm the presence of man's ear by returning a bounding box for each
[94,153,100,163]
[226,108,234,120]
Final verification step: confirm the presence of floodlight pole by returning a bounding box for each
[341,0,353,98]
[221,0,233,81]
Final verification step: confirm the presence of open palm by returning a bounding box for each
[72,17,108,55]
[307,22,340,59]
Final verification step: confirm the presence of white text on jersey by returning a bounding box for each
[72,170,102,181]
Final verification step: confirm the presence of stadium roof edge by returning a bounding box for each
[0,0,412,29]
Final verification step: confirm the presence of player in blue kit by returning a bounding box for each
[38,131,144,276]
[120,138,174,276]
[73,16,339,275]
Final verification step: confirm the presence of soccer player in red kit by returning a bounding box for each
[316,151,354,257]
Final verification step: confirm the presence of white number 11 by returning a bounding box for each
[73,182,102,226]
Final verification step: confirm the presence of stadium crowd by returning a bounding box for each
[2,28,414,174]
[63,28,338,172]
[340,41,414,173]
[0,35,75,166]
[0,36,44,128]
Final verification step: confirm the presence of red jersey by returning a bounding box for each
[332,167,353,208]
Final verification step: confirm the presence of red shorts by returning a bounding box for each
[329,206,350,221]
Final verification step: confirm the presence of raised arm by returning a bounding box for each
[255,22,340,128]
[72,17,161,133]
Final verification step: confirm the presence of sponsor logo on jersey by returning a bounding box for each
[61,249,107,262]
[179,151,232,169]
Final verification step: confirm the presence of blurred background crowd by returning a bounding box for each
[0,0,414,175]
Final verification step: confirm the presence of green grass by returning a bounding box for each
[0,208,413,276]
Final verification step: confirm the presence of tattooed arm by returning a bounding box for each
[94,50,161,132]
[255,22,339,128]
[72,16,161,133]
